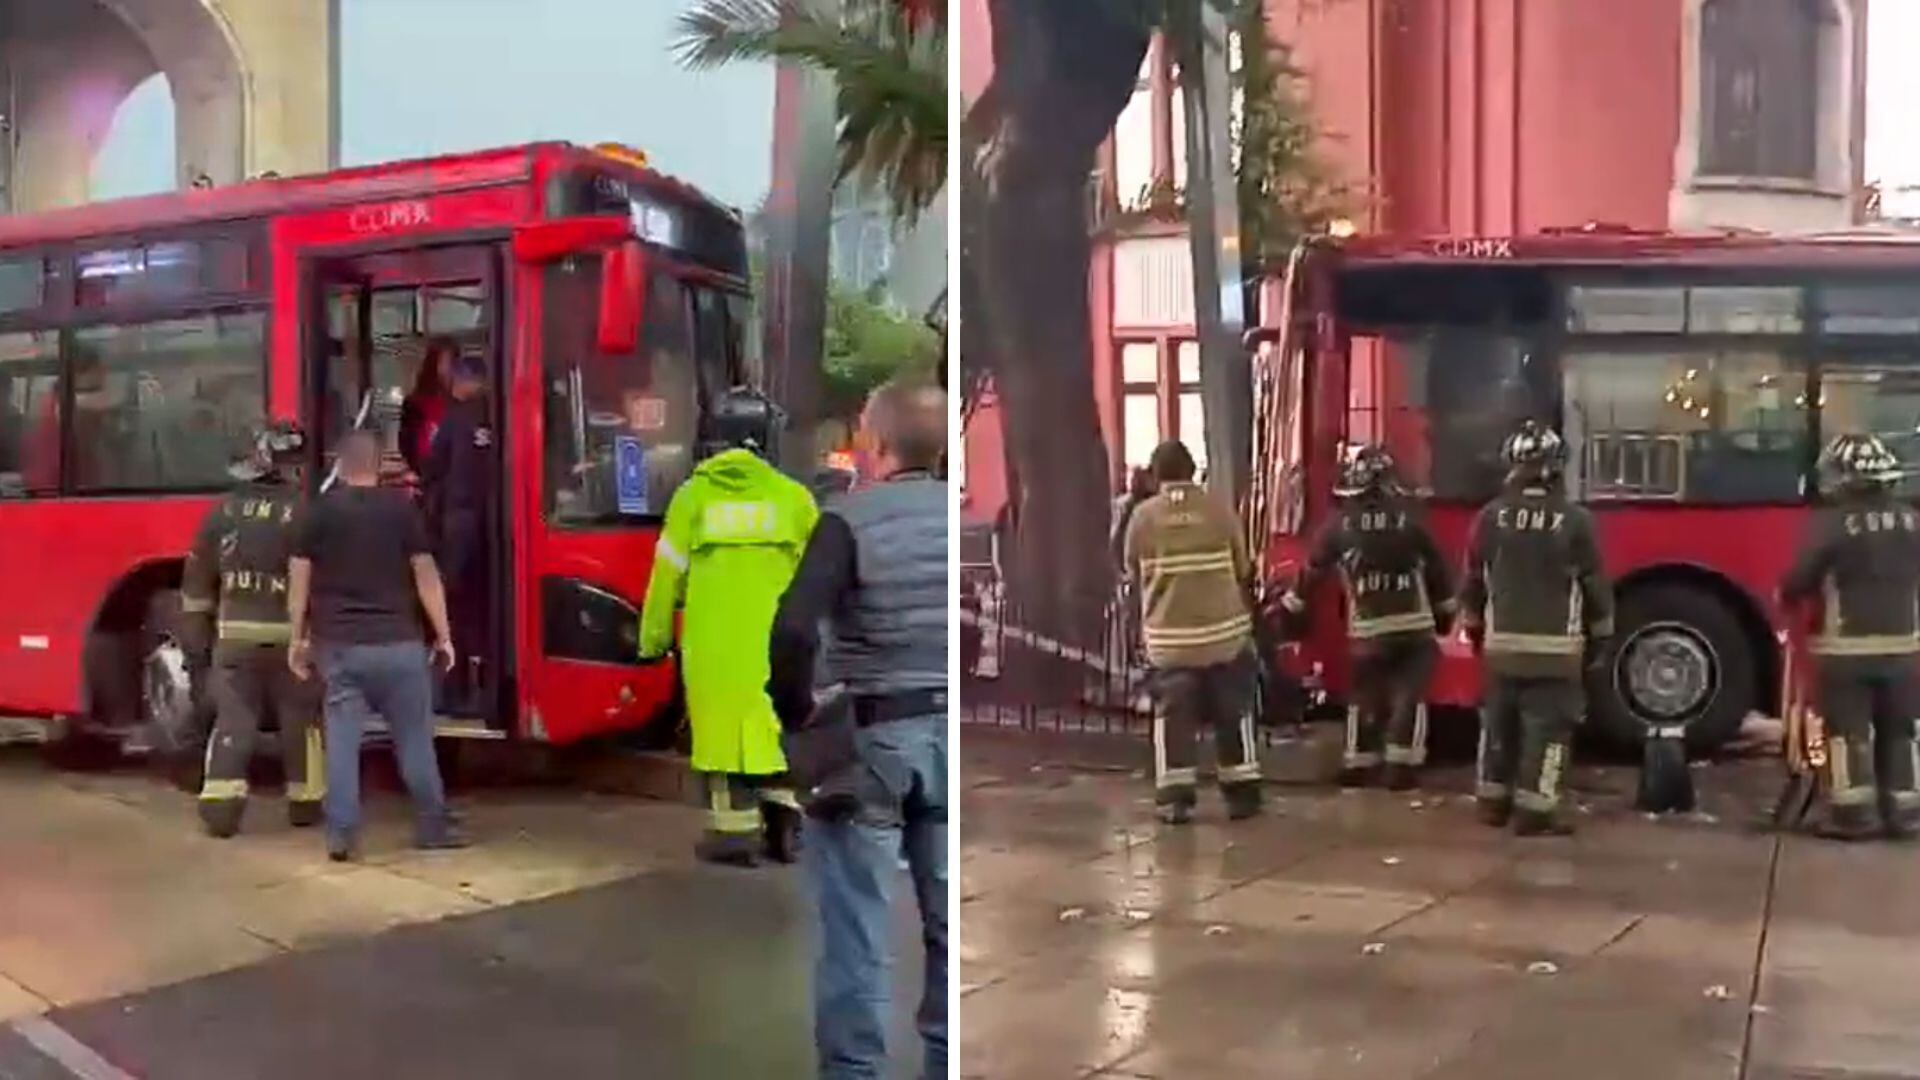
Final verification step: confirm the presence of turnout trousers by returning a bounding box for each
[1151,649,1262,810]
[1816,660,1920,833]
[1344,636,1438,773]
[1477,675,1580,824]
[198,642,324,836]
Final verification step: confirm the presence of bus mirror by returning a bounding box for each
[597,241,645,355]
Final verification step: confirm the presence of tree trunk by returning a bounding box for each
[976,0,1149,662]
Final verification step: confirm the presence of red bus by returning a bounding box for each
[1252,226,1920,752]
[0,142,750,752]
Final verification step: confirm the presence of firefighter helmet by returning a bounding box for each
[1335,443,1398,498]
[1500,420,1567,481]
[228,419,306,482]
[698,387,784,461]
[1819,432,1902,490]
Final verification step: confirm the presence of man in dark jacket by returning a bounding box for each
[1282,444,1453,790]
[1460,421,1613,836]
[768,379,948,1080]
[1781,433,1920,841]
[182,420,322,837]
[422,354,496,714]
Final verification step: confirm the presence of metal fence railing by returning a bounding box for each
[960,546,1299,747]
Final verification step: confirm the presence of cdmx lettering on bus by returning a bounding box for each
[348,201,433,234]
[1430,237,1515,259]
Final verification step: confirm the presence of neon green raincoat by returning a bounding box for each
[639,449,819,776]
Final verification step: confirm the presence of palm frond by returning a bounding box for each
[676,0,947,223]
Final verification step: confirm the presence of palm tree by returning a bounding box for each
[675,0,947,224]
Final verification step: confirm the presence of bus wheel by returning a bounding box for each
[138,591,199,762]
[1592,585,1754,755]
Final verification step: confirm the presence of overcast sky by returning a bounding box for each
[1866,2,1919,215]
[92,0,774,210]
[92,5,1920,217]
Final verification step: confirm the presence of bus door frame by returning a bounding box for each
[295,240,514,735]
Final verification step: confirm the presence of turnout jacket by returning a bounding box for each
[1286,494,1454,650]
[1460,483,1613,678]
[1780,489,1920,663]
[1123,481,1255,669]
[182,479,302,648]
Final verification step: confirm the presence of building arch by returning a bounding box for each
[4,0,333,213]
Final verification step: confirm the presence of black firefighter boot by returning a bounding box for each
[287,800,324,829]
[199,796,246,839]
[1223,781,1263,821]
[1475,797,1513,828]
[1512,807,1575,838]
[697,831,760,868]
[762,802,802,864]
[1383,764,1420,792]
[1815,801,1878,843]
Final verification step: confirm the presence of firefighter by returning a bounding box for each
[638,388,819,866]
[1124,440,1263,825]
[1780,433,1920,841]
[1459,420,1612,837]
[1281,444,1454,790]
[181,420,323,838]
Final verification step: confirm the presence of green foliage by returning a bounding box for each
[1228,0,1355,266]
[822,283,940,425]
[676,0,947,223]
[1104,0,1357,267]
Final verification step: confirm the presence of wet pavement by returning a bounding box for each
[960,727,1920,1080]
[0,748,927,1078]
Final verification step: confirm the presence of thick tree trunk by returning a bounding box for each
[977,0,1148,660]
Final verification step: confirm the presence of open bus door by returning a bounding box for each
[299,243,509,738]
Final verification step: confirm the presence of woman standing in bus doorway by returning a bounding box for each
[400,338,458,477]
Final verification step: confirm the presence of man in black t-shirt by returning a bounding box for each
[288,430,469,861]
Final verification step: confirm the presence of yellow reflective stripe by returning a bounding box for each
[656,538,689,571]
[1156,766,1198,789]
[1279,591,1306,613]
[1343,751,1381,768]
[1145,614,1253,644]
[288,728,326,801]
[1515,789,1560,812]
[1810,634,1920,656]
[180,595,215,613]
[1140,548,1236,571]
[708,808,761,833]
[219,620,292,644]
[1485,631,1581,655]
[761,787,801,810]
[1385,744,1426,765]
[1219,761,1261,782]
[1476,781,1512,799]
[1351,612,1437,638]
[1830,735,1852,794]
[1136,557,1244,576]
[200,779,248,800]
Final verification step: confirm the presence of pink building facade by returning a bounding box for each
[961,0,1869,525]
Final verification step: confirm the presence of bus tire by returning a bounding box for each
[1590,584,1754,755]
[137,589,200,761]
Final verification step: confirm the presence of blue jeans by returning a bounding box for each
[317,641,449,842]
[806,714,948,1080]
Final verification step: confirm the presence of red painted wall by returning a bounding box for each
[959,0,1688,525]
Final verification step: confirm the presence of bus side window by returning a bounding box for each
[69,313,267,493]
[0,331,60,497]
